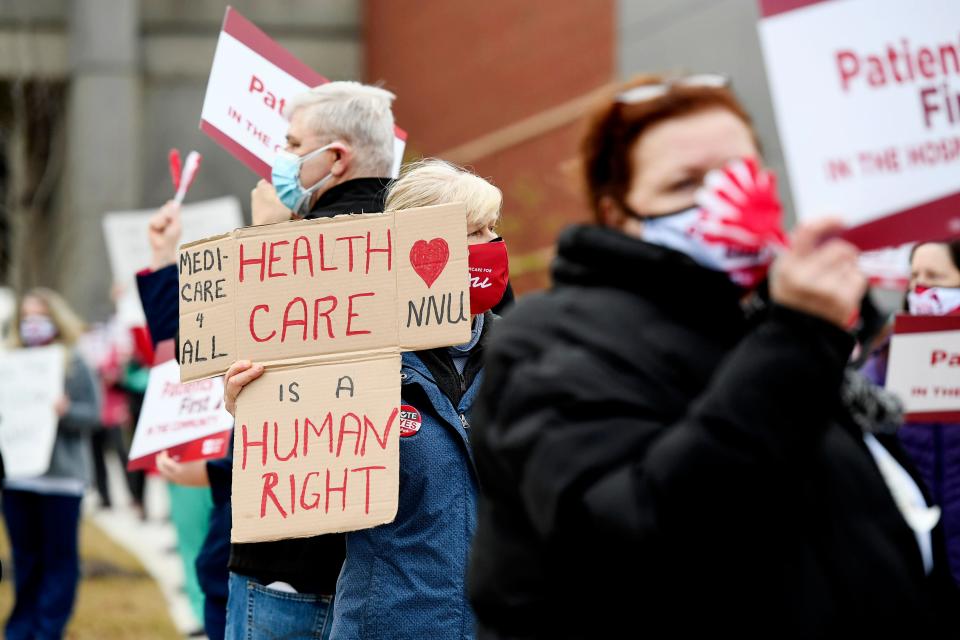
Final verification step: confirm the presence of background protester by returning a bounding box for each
[252,81,398,224]
[77,308,143,512]
[862,240,960,585]
[467,74,959,638]
[166,469,213,631]
[3,288,101,640]
[121,321,154,519]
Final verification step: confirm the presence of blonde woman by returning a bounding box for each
[3,288,100,640]
[222,160,509,640]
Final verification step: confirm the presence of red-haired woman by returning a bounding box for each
[3,288,100,639]
[468,75,958,638]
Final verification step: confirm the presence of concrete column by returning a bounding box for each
[61,0,141,321]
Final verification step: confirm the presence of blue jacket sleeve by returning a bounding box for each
[205,434,234,506]
[58,354,102,435]
[136,264,179,347]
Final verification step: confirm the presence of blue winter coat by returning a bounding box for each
[330,350,481,640]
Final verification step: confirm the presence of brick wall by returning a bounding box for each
[364,0,615,292]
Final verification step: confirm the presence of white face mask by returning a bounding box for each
[20,315,57,347]
[907,286,960,316]
[639,206,779,288]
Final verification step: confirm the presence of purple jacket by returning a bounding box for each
[863,347,960,584]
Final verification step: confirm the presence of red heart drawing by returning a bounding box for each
[409,238,450,288]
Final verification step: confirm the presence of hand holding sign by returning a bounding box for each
[251,179,293,225]
[224,360,265,416]
[55,396,70,417]
[770,219,867,329]
[155,450,210,487]
[148,201,183,271]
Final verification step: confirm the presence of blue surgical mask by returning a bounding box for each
[271,144,335,214]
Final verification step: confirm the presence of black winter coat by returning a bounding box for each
[468,225,957,638]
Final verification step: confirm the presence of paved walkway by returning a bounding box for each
[86,454,205,637]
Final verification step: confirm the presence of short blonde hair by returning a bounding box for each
[385,159,502,231]
[10,287,86,349]
[284,81,396,176]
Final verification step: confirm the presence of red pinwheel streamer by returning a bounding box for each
[167,148,203,204]
[168,148,182,191]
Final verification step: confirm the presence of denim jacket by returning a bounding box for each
[330,350,481,640]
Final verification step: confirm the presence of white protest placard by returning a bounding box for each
[860,244,913,290]
[200,6,407,181]
[758,0,960,250]
[886,314,960,421]
[178,203,471,542]
[0,286,14,350]
[102,196,244,326]
[127,355,233,471]
[0,345,65,479]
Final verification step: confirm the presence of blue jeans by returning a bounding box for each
[1,489,82,640]
[225,572,334,640]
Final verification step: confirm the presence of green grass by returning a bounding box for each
[0,518,181,639]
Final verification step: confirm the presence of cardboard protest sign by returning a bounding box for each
[127,342,232,471]
[179,203,471,541]
[0,345,64,479]
[758,0,960,250]
[886,315,960,421]
[232,354,401,542]
[200,6,407,180]
[102,197,244,326]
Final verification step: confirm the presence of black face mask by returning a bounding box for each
[617,201,697,223]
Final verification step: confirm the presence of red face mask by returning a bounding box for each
[468,239,510,314]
